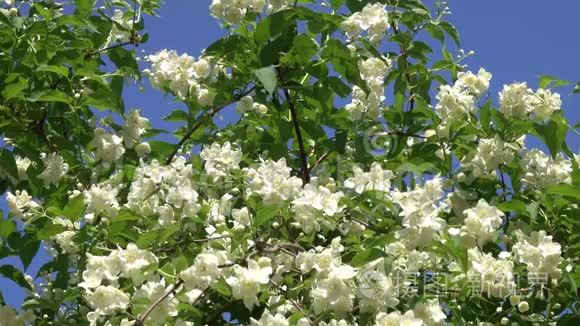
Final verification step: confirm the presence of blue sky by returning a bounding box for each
[1,0,579,309]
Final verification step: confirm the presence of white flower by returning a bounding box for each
[38,152,68,186]
[414,298,447,325]
[6,190,39,220]
[530,88,561,123]
[231,207,252,230]
[391,177,447,247]
[145,50,219,101]
[512,230,563,279]
[532,89,562,122]
[499,82,534,119]
[292,183,344,233]
[311,265,357,315]
[87,285,130,316]
[468,247,516,298]
[180,250,229,291]
[200,141,242,178]
[345,85,383,121]
[342,3,389,44]
[54,230,78,255]
[15,155,31,181]
[375,310,423,326]
[226,258,272,309]
[460,136,516,177]
[135,142,151,157]
[461,199,504,247]
[456,68,492,96]
[518,301,530,313]
[237,95,254,113]
[117,243,158,284]
[79,251,121,289]
[244,158,303,202]
[435,85,476,123]
[359,57,391,83]
[133,279,178,324]
[344,162,393,193]
[520,149,572,188]
[250,311,289,326]
[90,128,125,164]
[107,9,134,45]
[123,110,149,148]
[83,184,120,218]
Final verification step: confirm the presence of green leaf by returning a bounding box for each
[62,195,85,221]
[108,47,140,78]
[0,217,16,240]
[253,203,280,228]
[573,83,580,94]
[37,224,66,241]
[497,200,528,215]
[29,90,71,104]
[254,9,295,44]
[350,248,384,267]
[75,0,95,17]
[538,75,569,89]
[37,65,70,78]
[148,141,175,159]
[253,66,278,96]
[0,265,32,290]
[0,149,18,181]
[546,184,580,200]
[2,76,28,101]
[18,234,40,270]
[438,21,460,47]
[164,110,189,122]
[533,113,567,157]
[330,0,346,10]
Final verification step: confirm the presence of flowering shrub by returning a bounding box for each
[0,0,579,325]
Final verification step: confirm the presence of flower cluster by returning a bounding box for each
[236,95,268,115]
[375,299,446,326]
[341,3,390,45]
[200,141,243,179]
[244,158,303,202]
[209,0,291,25]
[460,135,518,178]
[144,49,222,105]
[499,83,562,122]
[435,68,491,132]
[79,244,158,323]
[520,148,572,188]
[125,157,200,225]
[390,177,447,249]
[344,162,394,194]
[89,110,150,166]
[346,57,391,120]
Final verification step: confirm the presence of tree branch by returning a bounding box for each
[84,41,135,59]
[165,86,255,165]
[282,88,310,184]
[135,279,184,326]
[392,24,415,111]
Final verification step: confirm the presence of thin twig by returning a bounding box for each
[392,24,415,111]
[282,88,310,184]
[165,86,255,164]
[311,152,330,171]
[135,279,184,325]
[84,41,134,59]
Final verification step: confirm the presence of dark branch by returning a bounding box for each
[392,24,415,111]
[282,88,310,184]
